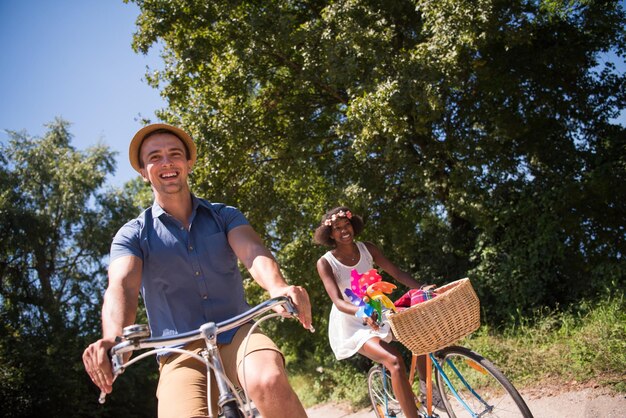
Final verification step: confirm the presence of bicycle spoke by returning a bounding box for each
[368,366,405,418]
[434,347,533,418]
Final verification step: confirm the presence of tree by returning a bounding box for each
[0,119,155,417]
[128,0,625,351]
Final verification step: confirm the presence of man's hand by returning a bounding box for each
[82,338,118,394]
[272,285,313,331]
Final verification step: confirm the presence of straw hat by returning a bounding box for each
[129,123,197,173]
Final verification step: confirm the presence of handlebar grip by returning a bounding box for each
[285,296,315,333]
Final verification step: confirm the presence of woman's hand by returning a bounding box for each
[362,312,380,331]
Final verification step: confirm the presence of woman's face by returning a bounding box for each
[329,217,354,245]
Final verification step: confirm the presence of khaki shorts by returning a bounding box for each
[156,322,283,418]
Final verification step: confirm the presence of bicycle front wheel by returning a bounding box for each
[433,346,533,418]
[367,365,404,418]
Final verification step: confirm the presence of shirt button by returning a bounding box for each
[195,271,200,276]
[202,295,208,300]
[189,246,193,251]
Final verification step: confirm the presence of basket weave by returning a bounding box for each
[386,278,480,355]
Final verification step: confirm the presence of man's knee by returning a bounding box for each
[240,351,289,395]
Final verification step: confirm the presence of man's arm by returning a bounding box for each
[102,255,143,338]
[83,255,143,393]
[228,224,312,330]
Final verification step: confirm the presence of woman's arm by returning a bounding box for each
[364,242,422,289]
[316,257,360,315]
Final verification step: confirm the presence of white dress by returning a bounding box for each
[323,241,393,360]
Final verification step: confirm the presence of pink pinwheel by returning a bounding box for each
[345,269,397,322]
[350,268,383,297]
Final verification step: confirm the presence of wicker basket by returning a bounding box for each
[386,278,480,355]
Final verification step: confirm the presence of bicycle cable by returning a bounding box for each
[103,346,247,413]
[240,312,286,417]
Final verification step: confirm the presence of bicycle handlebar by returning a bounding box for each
[99,296,310,404]
[111,296,298,356]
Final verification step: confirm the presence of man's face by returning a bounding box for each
[139,132,193,194]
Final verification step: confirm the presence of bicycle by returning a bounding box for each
[98,296,312,418]
[367,278,534,418]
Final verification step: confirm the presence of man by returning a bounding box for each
[83,123,312,417]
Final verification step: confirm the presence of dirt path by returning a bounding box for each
[305,385,626,418]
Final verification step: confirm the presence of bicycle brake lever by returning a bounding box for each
[97,371,120,404]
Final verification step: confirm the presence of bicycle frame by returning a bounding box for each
[377,351,494,418]
[98,296,304,418]
[428,352,486,418]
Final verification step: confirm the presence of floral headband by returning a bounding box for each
[324,210,352,226]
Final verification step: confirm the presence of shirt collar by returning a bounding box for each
[150,193,204,219]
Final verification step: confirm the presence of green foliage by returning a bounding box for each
[122,176,155,211]
[128,0,625,334]
[464,290,626,391]
[289,355,371,409]
[0,119,152,417]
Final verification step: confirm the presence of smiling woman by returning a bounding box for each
[312,206,443,418]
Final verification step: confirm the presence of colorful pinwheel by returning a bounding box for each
[344,269,397,323]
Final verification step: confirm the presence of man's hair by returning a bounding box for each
[138,128,191,168]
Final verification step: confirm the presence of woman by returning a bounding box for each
[314,206,442,417]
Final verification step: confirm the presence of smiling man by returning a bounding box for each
[82,123,312,418]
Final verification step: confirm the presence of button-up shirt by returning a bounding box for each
[110,194,250,344]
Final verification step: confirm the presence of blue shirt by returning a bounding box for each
[110,195,250,344]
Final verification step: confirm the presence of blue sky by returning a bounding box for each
[0,0,164,187]
[1,1,624,188]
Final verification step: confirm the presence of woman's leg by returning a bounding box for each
[359,338,419,418]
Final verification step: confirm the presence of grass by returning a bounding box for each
[289,358,371,409]
[291,292,626,409]
[467,292,626,391]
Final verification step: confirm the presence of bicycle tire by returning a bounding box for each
[367,365,404,418]
[221,400,245,418]
[433,346,533,418]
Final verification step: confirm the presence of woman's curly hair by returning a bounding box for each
[313,206,364,247]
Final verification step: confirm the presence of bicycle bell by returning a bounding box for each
[122,324,150,340]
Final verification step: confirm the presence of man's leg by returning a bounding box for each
[239,349,307,418]
[157,339,210,418]
[222,323,307,418]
